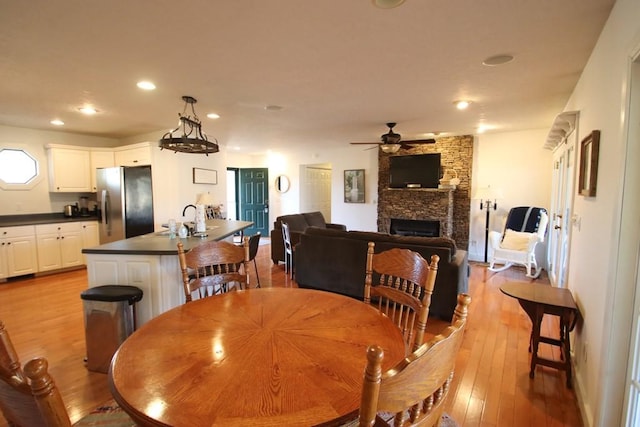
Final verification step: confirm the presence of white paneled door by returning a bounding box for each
[299,164,332,222]
[548,127,577,288]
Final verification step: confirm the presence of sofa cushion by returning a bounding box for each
[303,211,327,228]
[277,214,310,232]
[500,229,532,251]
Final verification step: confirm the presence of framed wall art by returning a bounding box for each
[578,130,600,197]
[344,169,365,203]
[193,168,217,185]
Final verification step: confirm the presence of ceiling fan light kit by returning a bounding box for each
[159,96,220,155]
[380,143,401,153]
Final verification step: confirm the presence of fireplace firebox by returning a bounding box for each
[390,218,440,237]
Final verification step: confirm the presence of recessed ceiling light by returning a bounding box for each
[207,113,220,119]
[372,0,406,8]
[137,81,156,90]
[454,100,471,110]
[50,119,64,126]
[482,54,514,66]
[265,105,283,111]
[78,106,98,115]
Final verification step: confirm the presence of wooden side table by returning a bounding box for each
[500,282,579,388]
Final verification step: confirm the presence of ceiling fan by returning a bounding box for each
[350,122,436,153]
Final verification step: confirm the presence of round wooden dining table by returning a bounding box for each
[108,287,406,426]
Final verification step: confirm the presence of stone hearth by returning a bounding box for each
[377,135,473,249]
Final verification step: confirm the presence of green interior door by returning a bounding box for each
[238,168,269,237]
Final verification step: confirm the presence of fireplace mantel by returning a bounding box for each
[383,187,455,193]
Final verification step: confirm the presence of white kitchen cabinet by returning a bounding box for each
[81,221,99,263]
[46,146,91,192]
[0,239,6,280]
[90,150,115,192]
[0,226,38,280]
[85,253,184,327]
[114,143,152,166]
[36,223,84,272]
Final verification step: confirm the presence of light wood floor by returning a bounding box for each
[0,242,583,426]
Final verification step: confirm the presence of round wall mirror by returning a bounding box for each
[275,175,290,193]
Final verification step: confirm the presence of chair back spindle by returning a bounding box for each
[178,236,251,302]
[364,241,439,353]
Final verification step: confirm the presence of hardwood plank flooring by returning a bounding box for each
[0,241,582,426]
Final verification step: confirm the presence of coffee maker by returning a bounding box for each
[79,196,90,217]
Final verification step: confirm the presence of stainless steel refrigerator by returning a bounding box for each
[96,166,154,243]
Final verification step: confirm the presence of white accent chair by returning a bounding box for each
[488,207,549,278]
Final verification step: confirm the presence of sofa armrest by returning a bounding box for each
[270,229,285,264]
[326,223,347,231]
[430,249,469,320]
[289,230,304,246]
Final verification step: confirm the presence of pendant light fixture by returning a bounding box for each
[159,96,219,155]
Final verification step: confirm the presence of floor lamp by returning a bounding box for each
[474,186,501,263]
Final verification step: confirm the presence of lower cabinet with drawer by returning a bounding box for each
[35,222,84,272]
[0,225,38,280]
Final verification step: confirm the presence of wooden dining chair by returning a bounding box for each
[364,241,440,353]
[0,320,132,427]
[247,232,262,287]
[0,320,65,426]
[178,237,251,302]
[282,222,294,278]
[358,293,471,427]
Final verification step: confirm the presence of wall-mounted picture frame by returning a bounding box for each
[344,169,365,203]
[578,130,600,197]
[193,168,217,185]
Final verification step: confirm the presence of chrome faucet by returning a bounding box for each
[182,204,197,233]
[182,204,196,218]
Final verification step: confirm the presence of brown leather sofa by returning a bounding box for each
[270,212,347,264]
[294,227,469,320]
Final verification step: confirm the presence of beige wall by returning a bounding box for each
[560,0,640,424]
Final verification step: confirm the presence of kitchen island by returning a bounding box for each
[82,219,253,326]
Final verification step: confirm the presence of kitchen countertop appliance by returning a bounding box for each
[64,204,78,217]
[79,196,90,217]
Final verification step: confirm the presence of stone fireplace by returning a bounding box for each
[377,135,473,249]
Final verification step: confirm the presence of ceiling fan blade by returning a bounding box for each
[402,139,437,144]
[350,142,381,145]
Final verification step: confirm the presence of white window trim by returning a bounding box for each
[0,144,44,190]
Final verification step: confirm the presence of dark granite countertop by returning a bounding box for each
[0,213,99,227]
[81,219,254,255]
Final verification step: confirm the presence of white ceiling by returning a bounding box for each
[0,0,615,153]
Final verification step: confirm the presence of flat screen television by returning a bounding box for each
[389,153,441,188]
